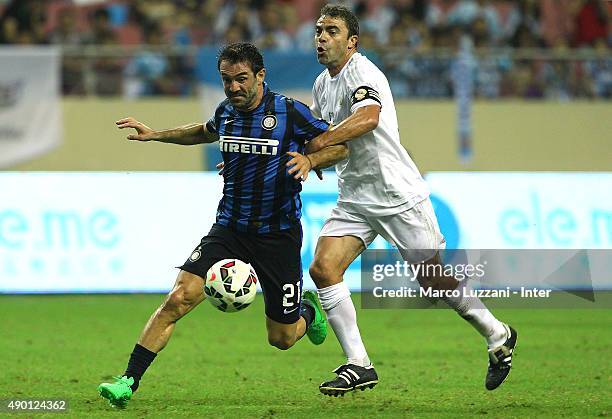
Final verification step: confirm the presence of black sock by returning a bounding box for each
[124,344,157,392]
[300,302,315,329]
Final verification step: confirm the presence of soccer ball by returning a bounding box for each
[204,259,258,312]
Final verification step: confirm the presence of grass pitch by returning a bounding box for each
[1,294,610,418]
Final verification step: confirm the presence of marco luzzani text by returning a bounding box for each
[370,261,552,299]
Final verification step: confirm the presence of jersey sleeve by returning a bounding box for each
[205,115,217,134]
[290,99,330,143]
[346,64,382,114]
[206,100,229,134]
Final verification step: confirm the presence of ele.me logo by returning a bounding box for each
[0,208,123,283]
[0,209,120,249]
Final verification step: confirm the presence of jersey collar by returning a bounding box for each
[329,52,361,80]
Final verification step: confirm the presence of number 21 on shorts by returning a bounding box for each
[282,281,301,308]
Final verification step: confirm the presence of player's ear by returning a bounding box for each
[256,68,266,84]
[348,35,358,51]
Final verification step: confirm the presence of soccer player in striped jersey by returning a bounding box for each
[97,43,347,409]
[305,5,517,395]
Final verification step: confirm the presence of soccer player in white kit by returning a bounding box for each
[306,4,517,396]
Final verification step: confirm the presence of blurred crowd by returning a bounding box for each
[0,0,610,98]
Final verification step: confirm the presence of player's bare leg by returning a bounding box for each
[265,317,308,350]
[415,253,509,345]
[382,199,516,390]
[265,288,327,350]
[138,270,206,352]
[98,270,206,407]
[415,252,517,390]
[309,236,378,395]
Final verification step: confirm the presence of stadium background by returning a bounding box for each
[1,0,611,417]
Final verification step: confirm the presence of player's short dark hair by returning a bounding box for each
[320,4,360,38]
[217,42,264,75]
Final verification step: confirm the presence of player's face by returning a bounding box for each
[219,60,265,111]
[315,16,358,69]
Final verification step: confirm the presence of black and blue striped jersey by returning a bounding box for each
[206,83,330,233]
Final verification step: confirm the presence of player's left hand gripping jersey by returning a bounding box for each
[311,52,429,216]
[207,83,329,233]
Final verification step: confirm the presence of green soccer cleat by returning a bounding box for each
[97,375,133,408]
[302,290,327,345]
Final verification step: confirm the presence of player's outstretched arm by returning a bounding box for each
[286,144,348,181]
[307,144,348,170]
[305,105,380,154]
[116,117,219,145]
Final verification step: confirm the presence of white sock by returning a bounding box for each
[318,282,371,367]
[443,283,508,349]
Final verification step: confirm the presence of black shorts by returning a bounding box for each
[179,223,303,324]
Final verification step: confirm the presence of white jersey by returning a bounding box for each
[311,52,429,216]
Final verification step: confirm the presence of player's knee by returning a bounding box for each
[417,269,458,291]
[268,339,291,350]
[267,333,295,350]
[162,273,203,317]
[309,259,338,287]
[161,289,185,317]
[161,286,196,319]
[416,275,435,290]
[308,262,324,282]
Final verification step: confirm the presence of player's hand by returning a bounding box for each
[286,152,313,181]
[116,117,155,141]
[216,161,224,176]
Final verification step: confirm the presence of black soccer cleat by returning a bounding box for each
[486,324,518,390]
[319,364,379,396]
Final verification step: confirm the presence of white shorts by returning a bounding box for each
[320,198,446,262]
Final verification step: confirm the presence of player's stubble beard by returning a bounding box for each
[318,44,354,77]
[317,37,353,74]
[227,83,258,111]
[317,44,341,67]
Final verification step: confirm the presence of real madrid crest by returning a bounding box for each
[354,87,368,101]
[261,115,277,130]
